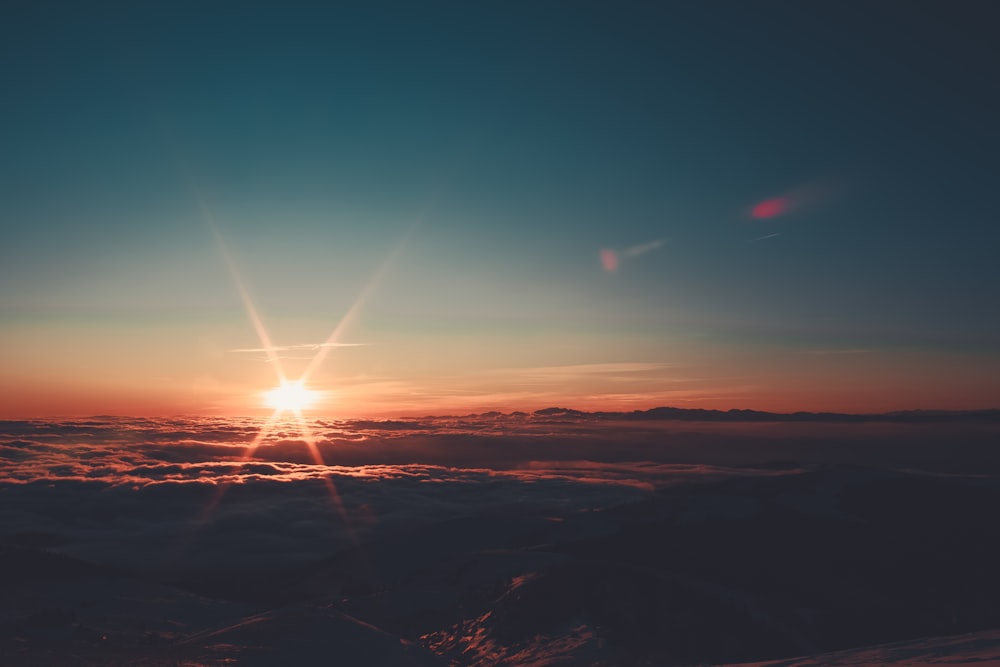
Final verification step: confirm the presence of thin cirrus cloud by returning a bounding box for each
[230,343,370,352]
[523,362,679,374]
[230,342,371,358]
[316,362,713,415]
[488,362,699,391]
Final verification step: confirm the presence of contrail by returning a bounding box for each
[753,232,781,242]
[621,239,665,257]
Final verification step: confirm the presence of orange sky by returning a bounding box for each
[2,312,997,418]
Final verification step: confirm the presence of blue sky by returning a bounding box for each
[2,1,998,415]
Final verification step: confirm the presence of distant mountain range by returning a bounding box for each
[520,406,1000,423]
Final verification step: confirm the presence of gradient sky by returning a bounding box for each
[2,1,999,417]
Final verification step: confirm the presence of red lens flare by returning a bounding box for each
[751,198,788,219]
[600,249,619,272]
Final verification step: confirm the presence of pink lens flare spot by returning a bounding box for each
[751,198,788,219]
[600,249,619,272]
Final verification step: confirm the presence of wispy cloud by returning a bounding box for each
[230,343,370,354]
[502,362,682,377]
[318,362,713,414]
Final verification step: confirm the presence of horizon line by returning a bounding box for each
[4,404,999,423]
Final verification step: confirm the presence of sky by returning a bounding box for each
[1,0,999,417]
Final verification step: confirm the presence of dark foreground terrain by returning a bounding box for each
[3,411,1000,665]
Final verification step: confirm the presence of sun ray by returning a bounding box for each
[293,410,351,526]
[175,158,287,384]
[300,224,416,384]
[169,157,380,571]
[191,409,282,527]
[171,171,421,583]
[292,410,377,589]
[208,224,286,383]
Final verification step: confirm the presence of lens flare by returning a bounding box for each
[600,249,619,272]
[751,198,788,219]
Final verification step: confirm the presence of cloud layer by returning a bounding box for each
[3,413,999,574]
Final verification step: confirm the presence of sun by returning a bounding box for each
[264,380,320,412]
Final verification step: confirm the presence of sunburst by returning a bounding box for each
[192,219,410,530]
[264,380,321,413]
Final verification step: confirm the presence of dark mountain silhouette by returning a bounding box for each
[529,406,1000,423]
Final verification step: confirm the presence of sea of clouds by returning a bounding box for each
[2,413,998,572]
